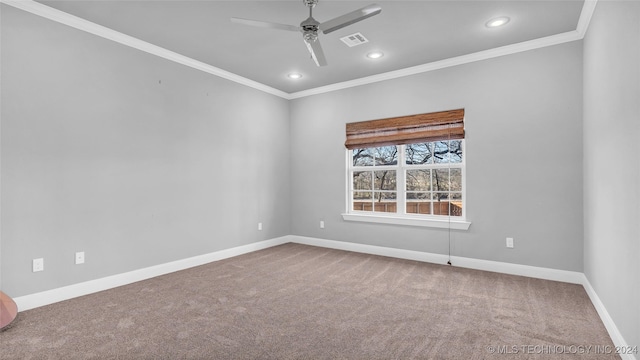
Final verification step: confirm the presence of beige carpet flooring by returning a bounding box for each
[0,243,619,359]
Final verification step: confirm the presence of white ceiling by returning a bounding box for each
[32,0,586,95]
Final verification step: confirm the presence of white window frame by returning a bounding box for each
[342,142,471,230]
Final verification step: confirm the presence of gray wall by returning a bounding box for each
[1,6,291,297]
[583,1,640,350]
[1,1,637,347]
[290,42,584,272]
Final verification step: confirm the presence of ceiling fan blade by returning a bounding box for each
[320,4,382,34]
[304,38,328,67]
[230,17,300,32]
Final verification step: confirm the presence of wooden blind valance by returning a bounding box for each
[345,108,465,149]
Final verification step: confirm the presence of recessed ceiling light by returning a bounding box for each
[366,51,384,59]
[287,73,302,79]
[486,16,510,28]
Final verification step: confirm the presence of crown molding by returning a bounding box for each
[2,0,597,101]
[0,0,290,99]
[288,30,584,99]
[577,0,598,38]
[289,0,597,99]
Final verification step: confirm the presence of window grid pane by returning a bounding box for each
[406,143,433,164]
[352,191,372,212]
[406,169,431,191]
[353,171,372,190]
[373,192,397,213]
[406,192,431,214]
[375,146,398,166]
[374,170,396,191]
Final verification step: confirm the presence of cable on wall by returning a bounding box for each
[447,127,452,266]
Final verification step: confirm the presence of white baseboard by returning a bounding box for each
[13,234,634,360]
[581,275,638,360]
[292,236,451,265]
[14,236,291,311]
[449,255,584,284]
[290,235,584,284]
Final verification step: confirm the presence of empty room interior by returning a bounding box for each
[1,0,638,358]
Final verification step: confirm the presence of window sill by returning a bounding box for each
[341,213,471,230]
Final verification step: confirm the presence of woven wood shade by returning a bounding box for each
[345,109,465,149]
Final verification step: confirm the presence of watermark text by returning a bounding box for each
[486,344,638,355]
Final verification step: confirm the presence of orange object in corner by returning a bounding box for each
[0,291,18,329]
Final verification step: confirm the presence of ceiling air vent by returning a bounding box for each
[340,32,369,47]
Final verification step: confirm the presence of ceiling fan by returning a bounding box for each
[231,0,382,67]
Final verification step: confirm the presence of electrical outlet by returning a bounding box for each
[506,237,514,248]
[320,221,325,229]
[75,251,85,265]
[33,258,44,272]
[258,222,263,231]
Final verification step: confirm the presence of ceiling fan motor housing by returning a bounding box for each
[301,17,319,32]
[301,10,320,41]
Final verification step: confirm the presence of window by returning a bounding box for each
[343,109,470,229]
[349,141,464,217]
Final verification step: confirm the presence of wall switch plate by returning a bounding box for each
[320,221,325,229]
[33,258,44,272]
[75,251,85,264]
[258,222,263,231]
[506,237,514,248]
